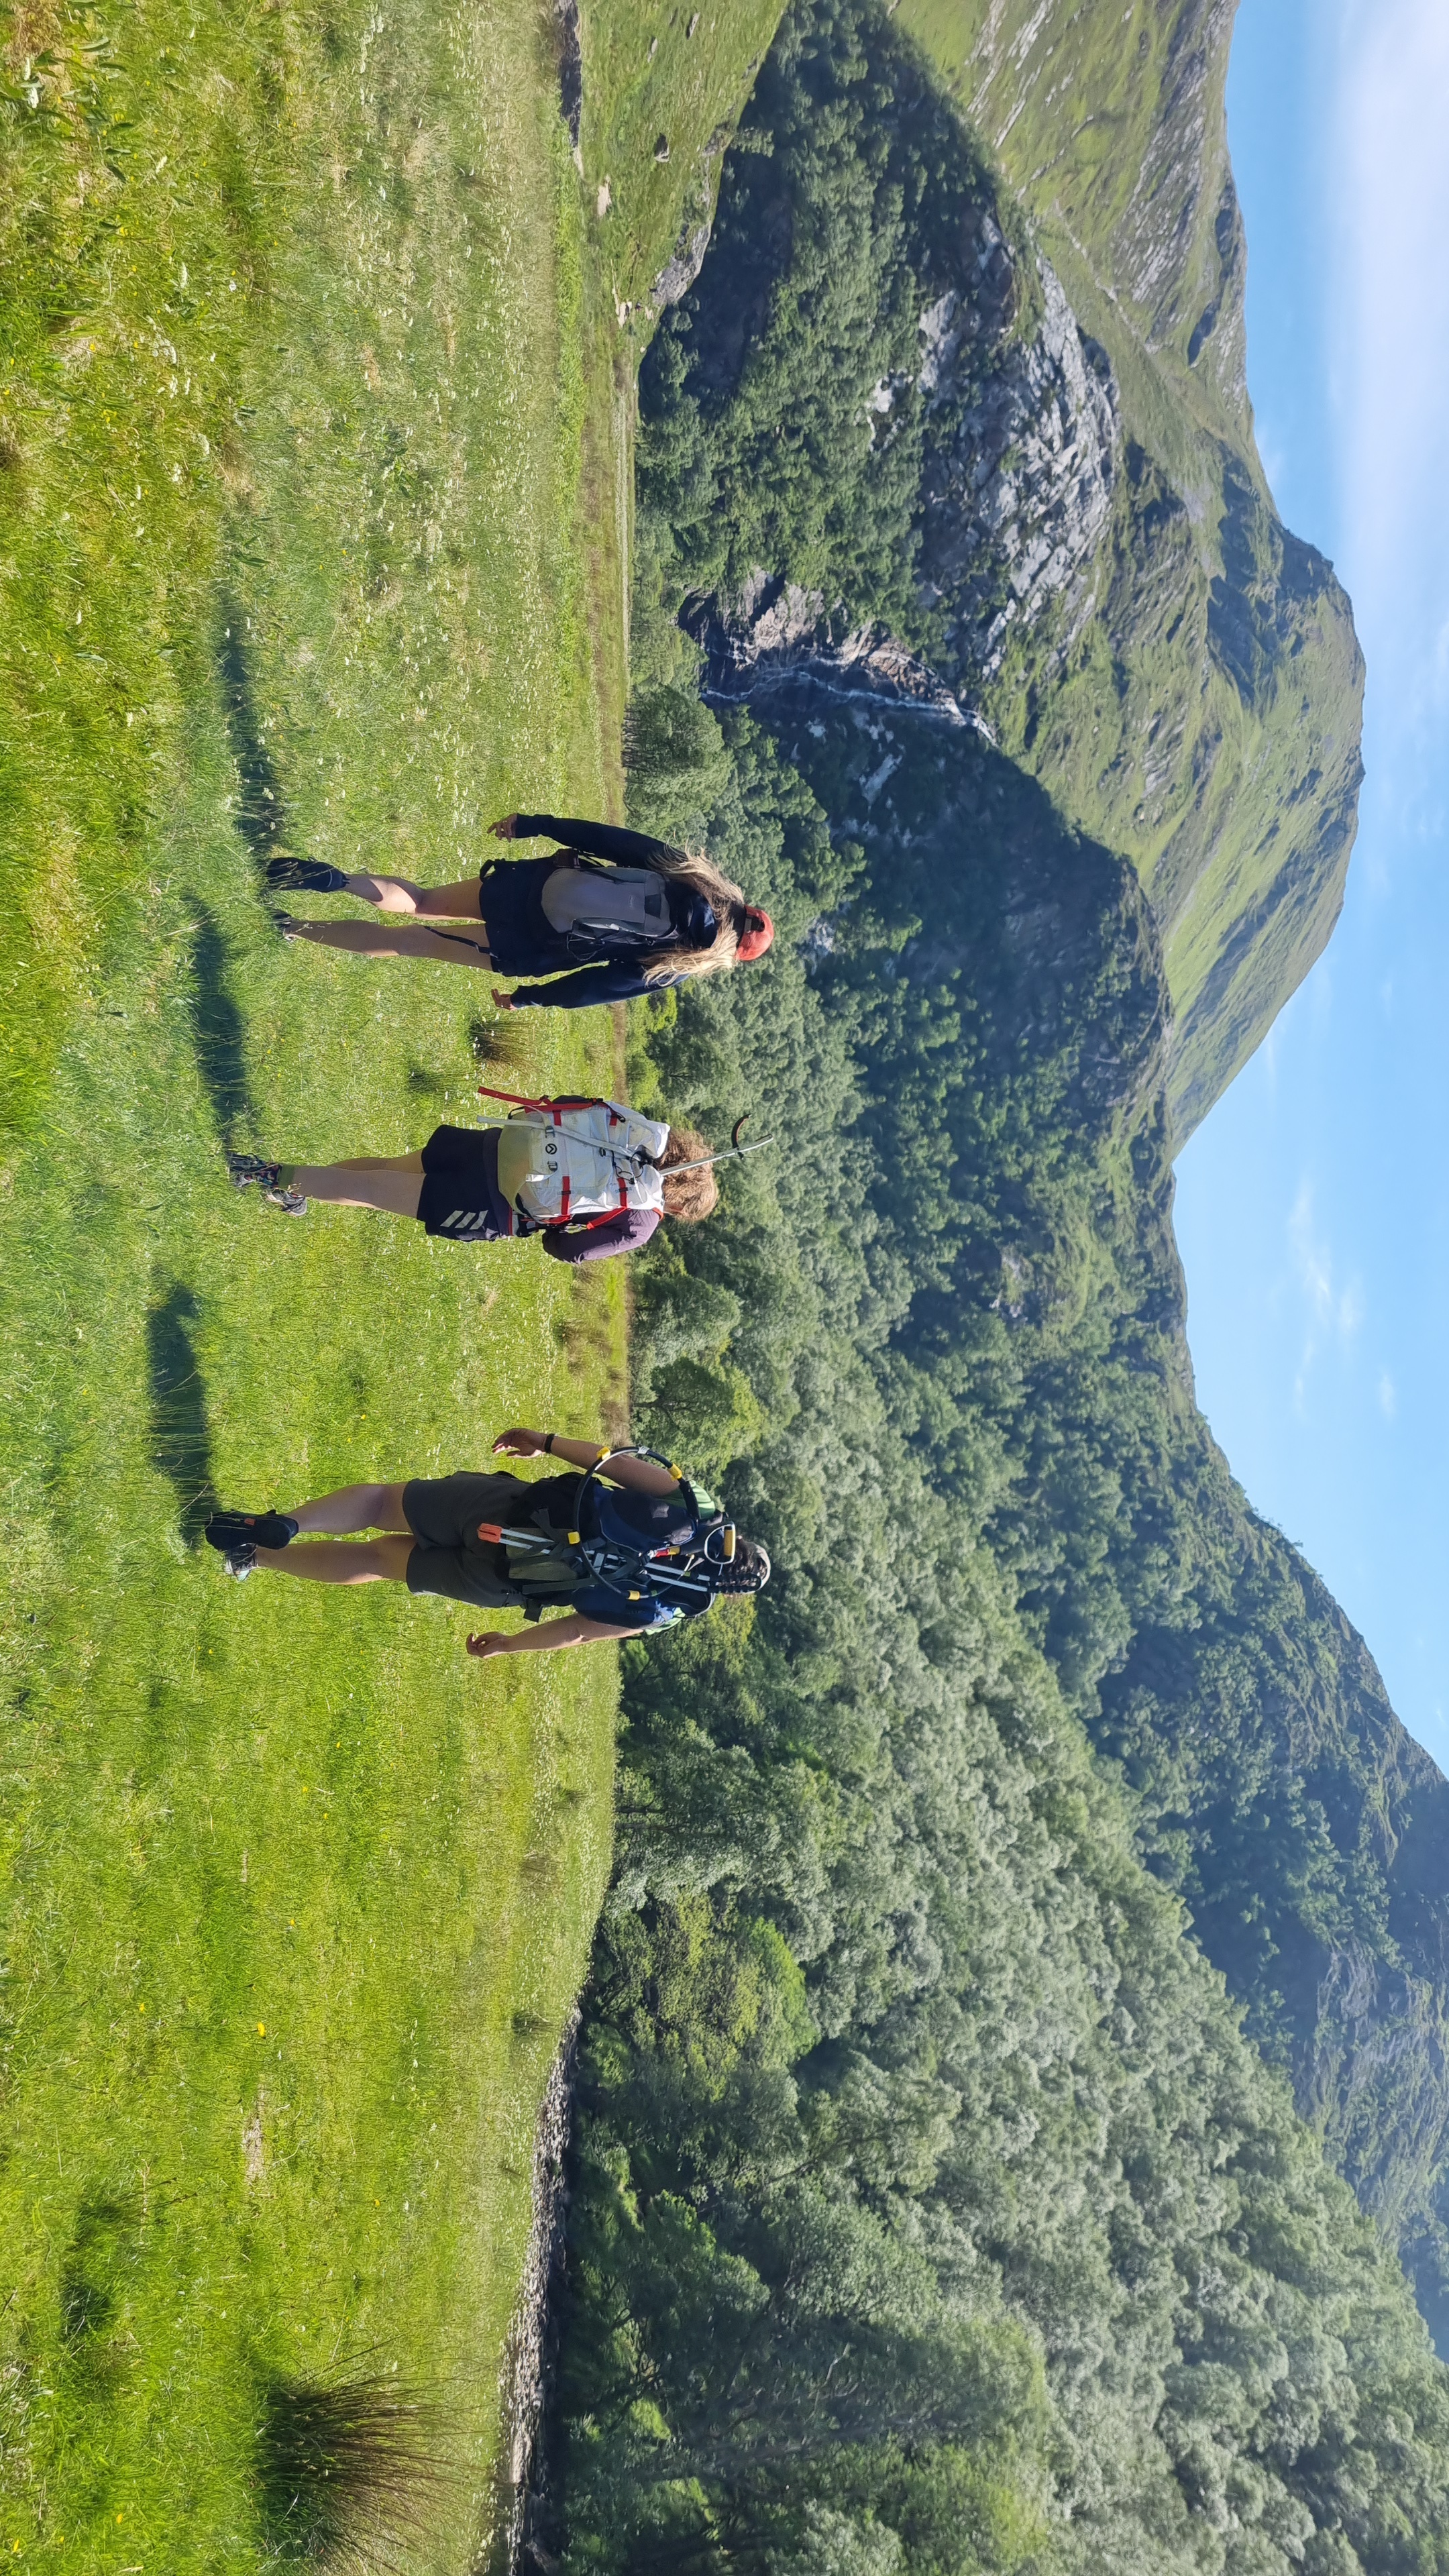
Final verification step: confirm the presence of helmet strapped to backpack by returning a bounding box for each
[478,1450,770,1624]
[572,1452,771,1616]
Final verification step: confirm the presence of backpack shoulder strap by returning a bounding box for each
[476,1087,613,1114]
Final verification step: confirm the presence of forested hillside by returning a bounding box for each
[533,1,1449,2563]
[643,0,1362,1140]
[540,694,1449,2569]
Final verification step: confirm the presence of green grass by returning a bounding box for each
[578,0,788,315]
[0,0,642,2560]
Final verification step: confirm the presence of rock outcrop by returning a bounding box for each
[916,248,1119,685]
[894,0,1365,1139]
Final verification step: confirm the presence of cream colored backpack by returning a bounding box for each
[495,1096,669,1231]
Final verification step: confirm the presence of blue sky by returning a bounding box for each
[1172,0,1449,1760]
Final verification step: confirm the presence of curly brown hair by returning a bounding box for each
[657,1126,719,1222]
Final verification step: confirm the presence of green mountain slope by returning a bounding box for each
[534,663,1449,2573]
[646,0,1363,1140]
[522,4,1449,2557]
[631,0,1449,2310]
[897,0,1365,1139]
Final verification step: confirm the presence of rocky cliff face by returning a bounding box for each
[898,0,1366,1138]
[898,0,1248,427]
[916,243,1120,679]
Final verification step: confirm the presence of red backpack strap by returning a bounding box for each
[549,1203,634,1235]
[476,1087,612,1113]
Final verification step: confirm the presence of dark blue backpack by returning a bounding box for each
[490,1455,740,1627]
[573,1469,724,1619]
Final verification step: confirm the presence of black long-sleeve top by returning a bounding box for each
[511,813,684,867]
[503,814,690,1011]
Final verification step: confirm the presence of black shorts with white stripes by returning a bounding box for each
[416,1123,513,1243]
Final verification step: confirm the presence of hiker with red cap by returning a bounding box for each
[264,812,775,1010]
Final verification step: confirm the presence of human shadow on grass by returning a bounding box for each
[60,2192,144,2345]
[254,2367,451,2568]
[58,2191,147,2398]
[146,1284,217,1548]
[186,898,256,1146]
[217,599,293,871]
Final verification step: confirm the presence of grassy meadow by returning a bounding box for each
[0,0,660,2561]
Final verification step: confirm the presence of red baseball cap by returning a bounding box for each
[737,907,774,962]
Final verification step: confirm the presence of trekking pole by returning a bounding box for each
[474,1091,775,1180]
[475,1519,716,1607]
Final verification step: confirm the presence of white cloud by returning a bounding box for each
[1288,1177,1366,1412]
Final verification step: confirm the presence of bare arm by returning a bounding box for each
[492,1426,680,1497]
[466,1613,640,1658]
[501,813,685,868]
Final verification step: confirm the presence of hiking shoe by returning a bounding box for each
[227,1151,280,1189]
[223,1541,258,1579]
[270,909,302,942]
[267,857,350,894]
[225,1152,307,1213]
[205,1509,300,1554]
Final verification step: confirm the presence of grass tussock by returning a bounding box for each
[256,2367,452,2571]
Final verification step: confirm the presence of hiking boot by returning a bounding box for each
[223,1541,258,1579]
[205,1509,300,1554]
[266,857,350,894]
[225,1152,307,1213]
[227,1151,280,1189]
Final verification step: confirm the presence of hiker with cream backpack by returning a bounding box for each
[223,1092,769,1260]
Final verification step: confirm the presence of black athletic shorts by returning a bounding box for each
[416,1124,513,1242]
[475,855,574,977]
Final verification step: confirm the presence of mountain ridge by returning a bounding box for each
[650,0,1364,1138]
[898,0,1368,1137]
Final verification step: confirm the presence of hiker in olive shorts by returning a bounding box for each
[203,1428,769,1658]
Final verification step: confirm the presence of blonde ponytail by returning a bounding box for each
[641,848,747,984]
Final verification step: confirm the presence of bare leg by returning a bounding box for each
[292,1481,414,1534]
[250,1481,415,1582]
[335,873,484,918]
[283,918,494,968]
[286,1153,425,1219]
[252,1534,415,1584]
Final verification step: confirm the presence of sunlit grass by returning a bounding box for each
[0,0,631,2560]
